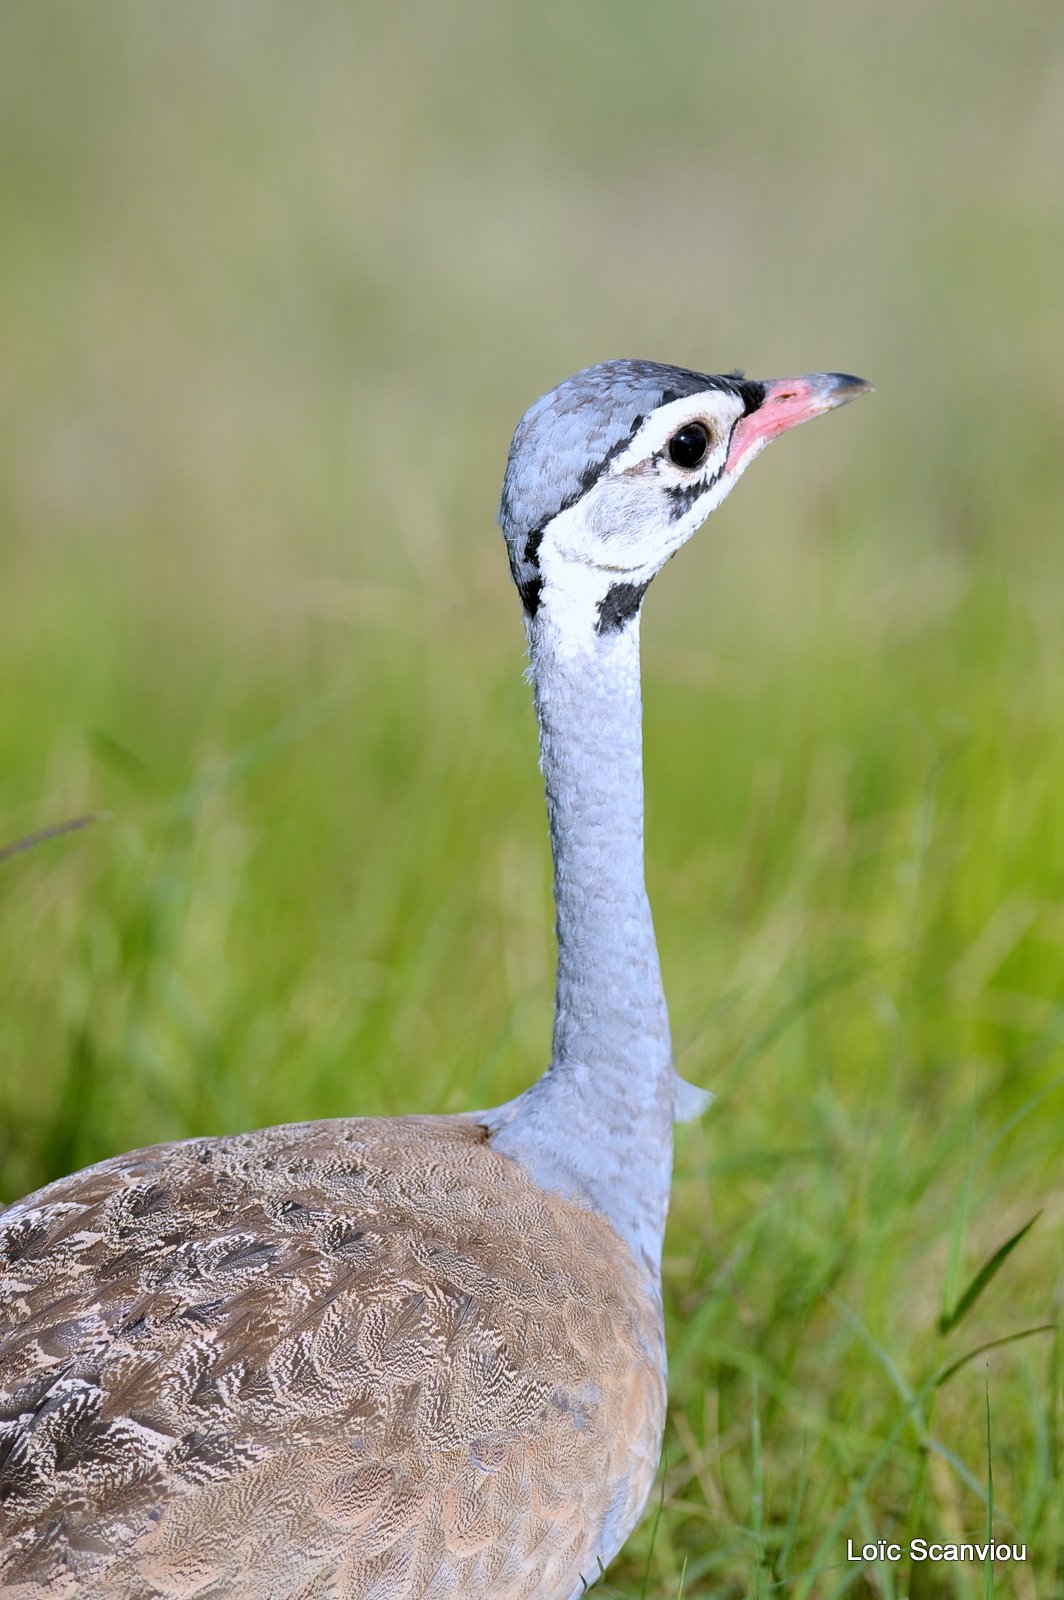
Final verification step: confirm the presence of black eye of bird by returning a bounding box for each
[667,422,711,470]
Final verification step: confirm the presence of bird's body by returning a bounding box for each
[0,360,869,1597]
[0,1119,663,1598]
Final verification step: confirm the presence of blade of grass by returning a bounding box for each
[942,1069,980,1327]
[939,1213,1041,1335]
[984,1376,994,1600]
[935,1325,1056,1389]
[641,1456,668,1600]
[750,1372,765,1598]
[0,811,108,865]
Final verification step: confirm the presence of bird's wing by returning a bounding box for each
[0,1117,664,1599]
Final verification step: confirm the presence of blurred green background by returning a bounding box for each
[2,2,1063,1594]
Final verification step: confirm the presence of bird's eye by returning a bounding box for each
[667,422,711,470]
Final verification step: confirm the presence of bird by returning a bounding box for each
[0,360,870,1599]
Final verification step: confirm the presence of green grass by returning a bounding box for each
[2,2,1063,1594]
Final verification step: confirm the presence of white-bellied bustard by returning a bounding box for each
[0,362,870,1598]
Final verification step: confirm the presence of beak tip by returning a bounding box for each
[822,372,875,407]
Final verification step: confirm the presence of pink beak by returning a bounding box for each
[726,371,873,473]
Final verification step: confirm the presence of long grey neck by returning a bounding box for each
[541,617,671,1082]
[488,606,676,1278]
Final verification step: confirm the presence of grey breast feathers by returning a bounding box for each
[0,1116,665,1599]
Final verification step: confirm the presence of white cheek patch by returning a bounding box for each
[551,485,682,577]
[584,476,668,546]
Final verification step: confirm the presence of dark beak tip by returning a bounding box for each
[824,371,875,403]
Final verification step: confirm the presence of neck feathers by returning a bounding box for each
[534,611,670,1077]
[489,605,678,1276]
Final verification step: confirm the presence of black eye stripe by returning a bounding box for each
[663,479,710,518]
[663,450,733,521]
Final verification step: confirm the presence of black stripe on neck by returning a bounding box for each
[517,573,543,616]
[596,580,649,635]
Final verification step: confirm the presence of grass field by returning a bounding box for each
[2,3,1064,1594]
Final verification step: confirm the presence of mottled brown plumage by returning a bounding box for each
[0,1118,664,1598]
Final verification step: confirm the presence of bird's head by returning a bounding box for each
[500,360,871,646]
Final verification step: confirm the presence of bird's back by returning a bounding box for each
[0,1116,665,1599]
